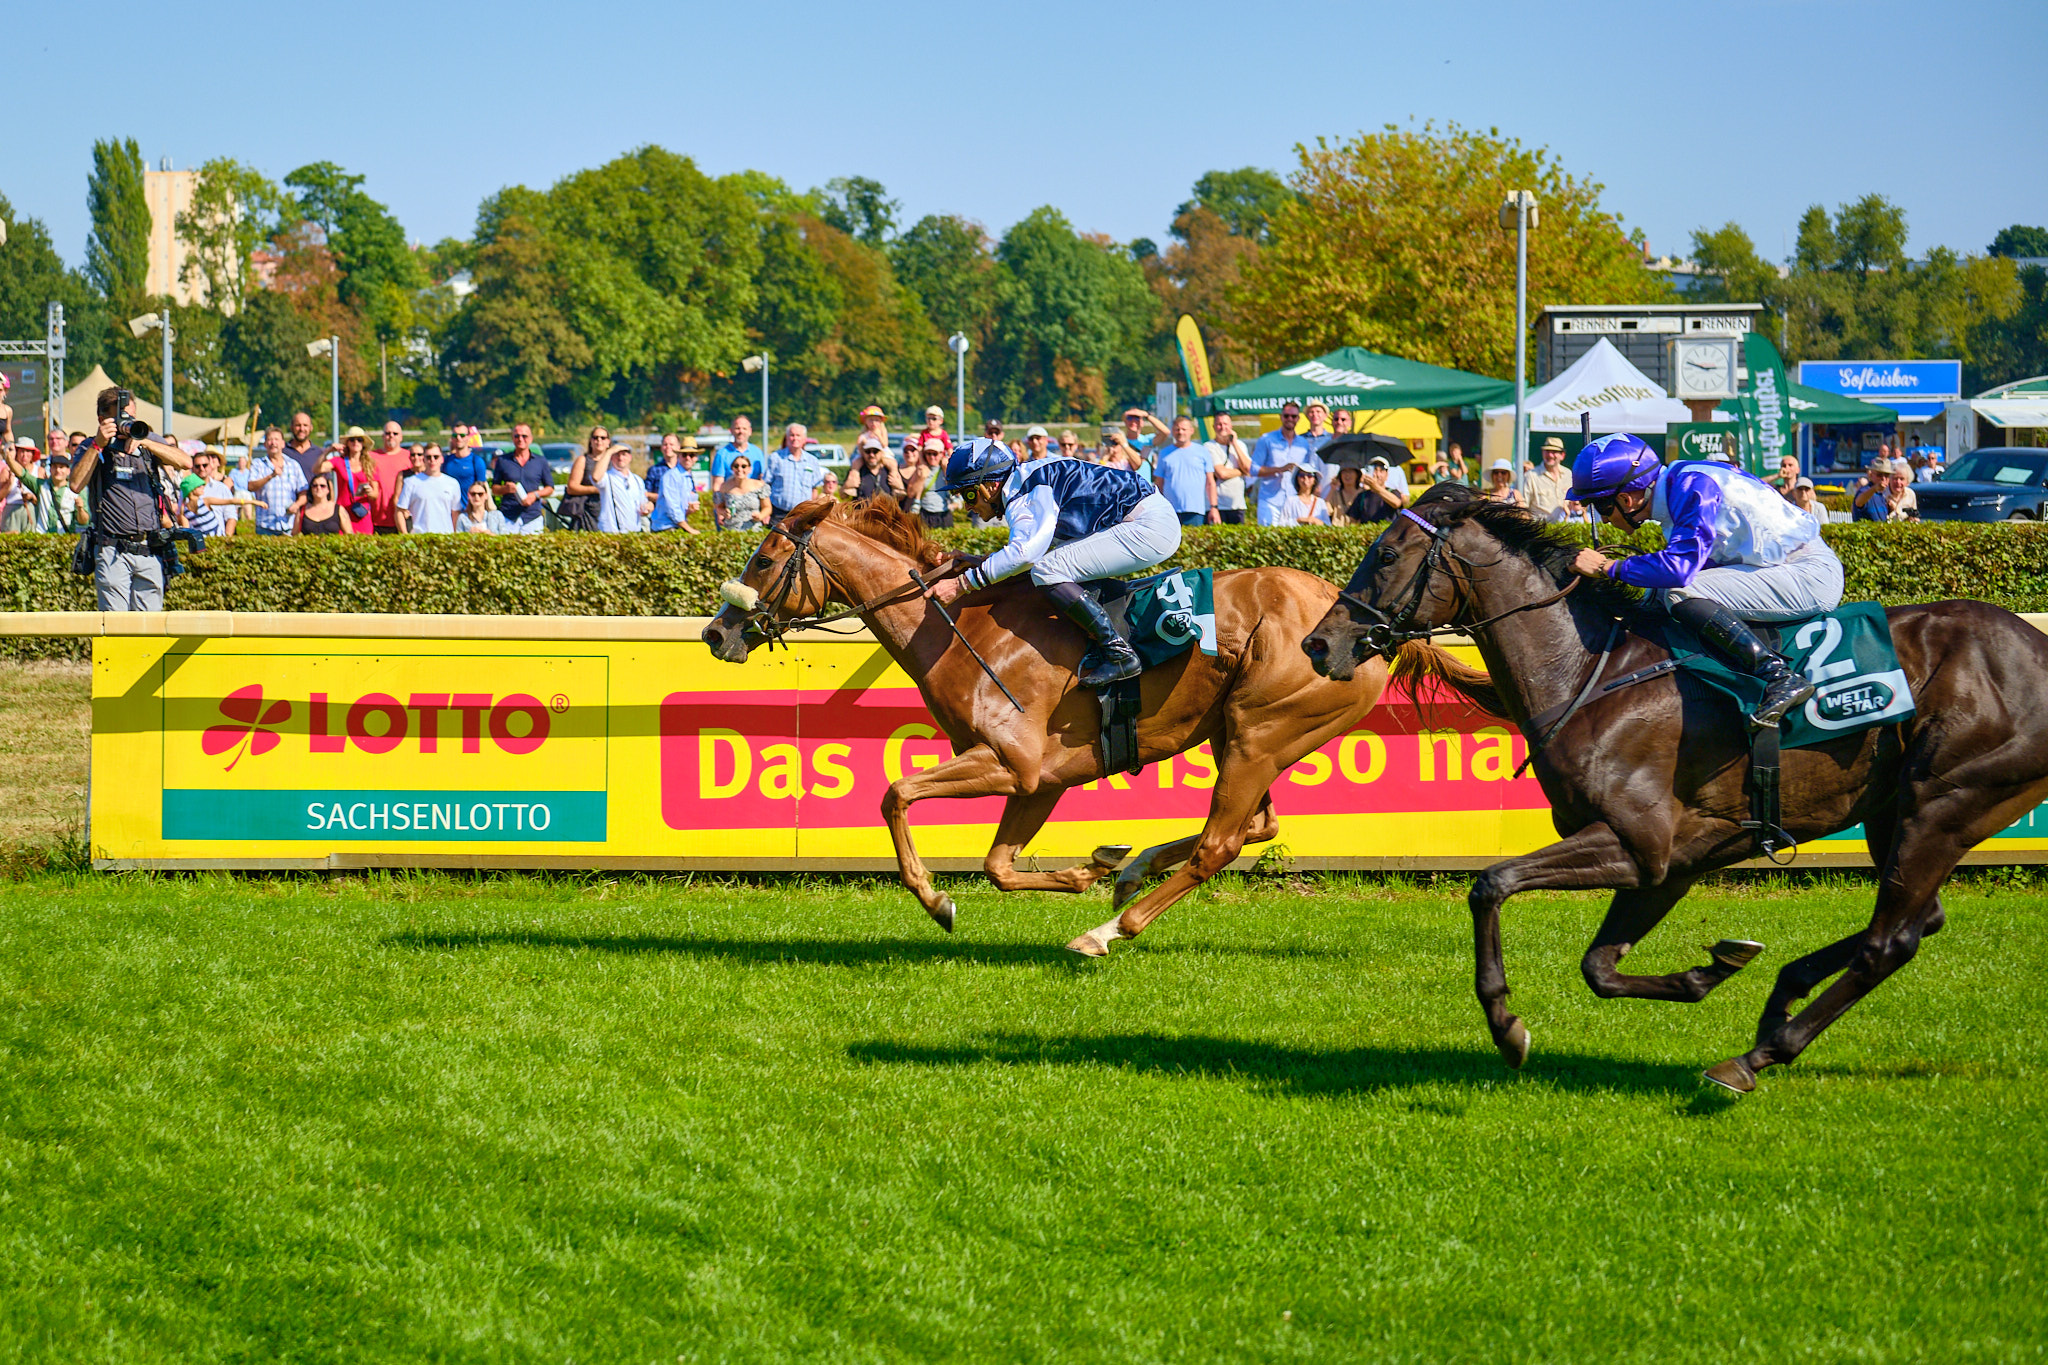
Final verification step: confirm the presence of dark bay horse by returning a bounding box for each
[702,496,1406,955]
[1302,483,2048,1092]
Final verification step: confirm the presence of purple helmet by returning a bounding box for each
[1568,433,1661,503]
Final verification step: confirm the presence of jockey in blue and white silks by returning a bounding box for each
[925,437,1181,687]
[1568,433,1843,729]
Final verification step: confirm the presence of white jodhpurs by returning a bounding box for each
[1028,493,1183,586]
[1662,538,1845,623]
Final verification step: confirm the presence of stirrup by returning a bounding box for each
[1749,674,1815,731]
[1079,639,1141,689]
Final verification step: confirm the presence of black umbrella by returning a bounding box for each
[1315,433,1414,469]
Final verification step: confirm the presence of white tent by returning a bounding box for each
[1481,337,1692,464]
[50,364,258,445]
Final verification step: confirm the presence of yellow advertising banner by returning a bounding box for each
[90,632,2048,869]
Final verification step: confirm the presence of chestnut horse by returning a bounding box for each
[1301,483,2048,1092]
[702,495,1402,954]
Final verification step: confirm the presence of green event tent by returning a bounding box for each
[1785,382,1899,425]
[1196,347,1514,416]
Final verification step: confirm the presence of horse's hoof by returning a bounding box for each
[1065,931,1110,958]
[1498,1018,1531,1069]
[927,895,956,934]
[1702,1056,1757,1094]
[1090,844,1133,870]
[1705,938,1766,970]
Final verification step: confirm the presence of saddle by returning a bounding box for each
[1077,569,1218,777]
[1539,602,1913,862]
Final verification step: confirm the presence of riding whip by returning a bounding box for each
[1582,410,1598,549]
[908,569,1026,714]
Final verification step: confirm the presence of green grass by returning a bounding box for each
[1,869,2043,1362]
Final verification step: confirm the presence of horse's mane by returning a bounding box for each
[1413,481,1641,610]
[825,495,951,571]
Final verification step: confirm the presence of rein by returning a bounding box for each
[726,518,933,651]
[1339,507,1582,655]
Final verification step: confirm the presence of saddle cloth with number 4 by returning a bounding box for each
[1088,568,1218,671]
[1658,600,1915,749]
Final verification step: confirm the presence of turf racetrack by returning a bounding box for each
[1,869,2042,1361]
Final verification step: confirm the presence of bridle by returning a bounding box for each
[1337,507,1582,658]
[722,519,927,651]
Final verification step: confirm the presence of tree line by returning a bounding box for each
[1,125,2041,434]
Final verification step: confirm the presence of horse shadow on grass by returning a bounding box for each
[846,1031,1707,1101]
[381,930,1353,968]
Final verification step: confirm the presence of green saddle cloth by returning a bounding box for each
[1093,568,1218,671]
[1658,600,1915,749]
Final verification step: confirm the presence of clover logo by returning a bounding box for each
[202,684,292,772]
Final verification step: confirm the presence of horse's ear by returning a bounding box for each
[784,496,836,533]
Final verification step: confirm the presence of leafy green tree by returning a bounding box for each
[1232,123,1664,378]
[1965,261,2048,393]
[0,195,104,425]
[983,208,1156,419]
[284,160,427,412]
[1146,205,1261,386]
[1175,168,1295,244]
[891,214,999,404]
[85,137,156,390]
[175,159,284,314]
[0,195,92,342]
[223,290,330,425]
[527,147,763,418]
[1773,195,2018,369]
[85,137,150,302]
[441,208,592,423]
[818,176,898,246]
[1989,226,2048,260]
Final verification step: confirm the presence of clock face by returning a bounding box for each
[1679,344,1733,396]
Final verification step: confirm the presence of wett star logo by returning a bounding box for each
[202,684,292,772]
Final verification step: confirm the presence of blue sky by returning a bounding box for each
[9,0,2044,270]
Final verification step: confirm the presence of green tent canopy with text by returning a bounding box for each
[1195,348,1513,417]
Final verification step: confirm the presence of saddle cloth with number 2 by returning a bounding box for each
[1658,600,1915,749]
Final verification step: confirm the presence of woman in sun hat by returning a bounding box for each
[1483,457,1525,506]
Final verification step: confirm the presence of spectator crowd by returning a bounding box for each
[0,388,1958,544]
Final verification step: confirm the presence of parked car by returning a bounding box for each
[1912,448,2048,522]
[539,442,581,482]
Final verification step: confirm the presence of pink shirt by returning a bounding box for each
[368,449,412,529]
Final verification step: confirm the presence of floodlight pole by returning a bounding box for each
[46,302,65,432]
[327,335,340,444]
[162,314,175,445]
[948,332,970,442]
[1501,191,1538,504]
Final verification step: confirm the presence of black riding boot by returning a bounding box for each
[1668,595,1815,730]
[1045,582,1141,688]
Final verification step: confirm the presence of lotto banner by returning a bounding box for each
[88,634,2048,868]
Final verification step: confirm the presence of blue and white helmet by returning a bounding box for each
[1568,432,1662,503]
[936,437,1017,494]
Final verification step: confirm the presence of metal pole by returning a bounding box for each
[760,357,769,446]
[1512,194,1528,505]
[46,302,64,433]
[329,335,340,444]
[162,313,175,445]
[955,350,964,443]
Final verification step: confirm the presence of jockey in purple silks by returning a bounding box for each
[1567,432,1842,729]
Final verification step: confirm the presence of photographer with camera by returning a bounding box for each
[66,387,194,610]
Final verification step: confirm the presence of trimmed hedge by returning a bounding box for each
[2,519,2044,660]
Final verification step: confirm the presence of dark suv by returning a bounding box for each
[1914,448,2048,522]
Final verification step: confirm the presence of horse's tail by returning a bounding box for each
[1390,641,1507,718]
